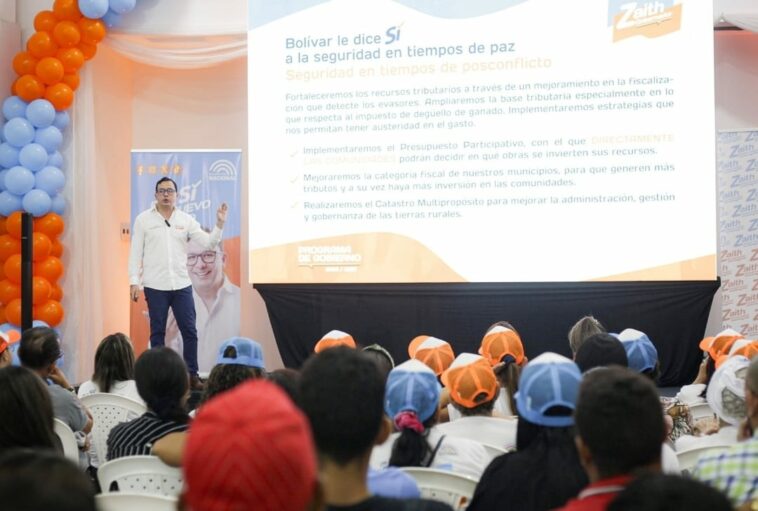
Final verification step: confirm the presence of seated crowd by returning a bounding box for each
[0,316,756,511]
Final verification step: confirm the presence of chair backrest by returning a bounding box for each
[480,443,509,459]
[688,402,715,420]
[95,493,178,511]
[97,455,183,497]
[53,418,79,463]
[401,467,478,511]
[677,444,732,474]
[80,393,146,464]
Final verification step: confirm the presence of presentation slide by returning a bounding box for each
[248,0,716,283]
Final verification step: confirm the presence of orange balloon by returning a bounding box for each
[27,31,59,59]
[50,239,63,258]
[4,255,22,285]
[53,0,82,22]
[61,73,80,91]
[35,213,65,239]
[44,83,74,111]
[78,18,106,45]
[35,256,64,283]
[52,21,81,48]
[0,280,21,305]
[15,74,45,102]
[0,305,6,324]
[5,212,22,240]
[49,283,63,302]
[13,51,39,76]
[32,232,52,262]
[32,277,52,305]
[0,218,7,236]
[5,298,22,327]
[78,41,97,61]
[56,47,84,74]
[36,299,64,327]
[0,235,21,263]
[35,57,65,86]
[34,10,58,33]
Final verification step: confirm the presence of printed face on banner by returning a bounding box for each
[187,238,226,295]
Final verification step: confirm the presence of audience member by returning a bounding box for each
[479,322,526,417]
[0,449,96,511]
[467,353,588,511]
[363,343,395,381]
[300,347,452,510]
[436,353,517,450]
[200,337,266,406]
[408,335,455,376]
[568,316,606,357]
[78,332,142,403]
[183,379,321,511]
[268,367,302,407]
[0,333,11,368]
[574,333,628,373]
[372,359,492,478]
[677,329,742,406]
[557,367,665,511]
[107,347,190,460]
[314,330,356,353]
[607,473,732,511]
[691,356,757,507]
[0,366,59,451]
[614,329,659,379]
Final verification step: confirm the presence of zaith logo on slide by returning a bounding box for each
[207,159,238,181]
[608,1,682,42]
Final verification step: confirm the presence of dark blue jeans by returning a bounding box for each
[144,286,198,374]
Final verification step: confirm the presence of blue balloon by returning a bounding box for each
[109,0,136,14]
[0,143,20,168]
[3,118,35,148]
[52,111,70,131]
[33,126,63,153]
[51,194,66,215]
[2,96,27,120]
[9,342,20,367]
[48,151,64,168]
[102,8,122,28]
[0,191,22,216]
[35,166,65,195]
[18,143,48,172]
[22,189,52,217]
[79,0,110,18]
[0,170,7,191]
[5,165,35,195]
[25,99,56,129]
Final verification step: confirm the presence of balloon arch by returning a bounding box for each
[0,0,138,341]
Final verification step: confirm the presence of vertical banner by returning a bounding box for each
[717,131,758,338]
[130,150,242,373]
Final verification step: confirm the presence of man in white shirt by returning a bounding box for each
[128,177,227,387]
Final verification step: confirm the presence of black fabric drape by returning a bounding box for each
[256,280,720,386]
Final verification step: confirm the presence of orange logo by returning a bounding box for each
[611,1,682,42]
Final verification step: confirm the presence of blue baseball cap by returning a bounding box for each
[515,353,582,427]
[384,359,441,422]
[216,337,265,369]
[614,329,658,373]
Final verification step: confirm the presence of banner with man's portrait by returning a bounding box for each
[130,150,242,373]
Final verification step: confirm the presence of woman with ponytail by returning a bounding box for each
[106,347,190,460]
[371,359,492,478]
[479,321,527,417]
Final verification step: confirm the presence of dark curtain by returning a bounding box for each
[256,280,720,386]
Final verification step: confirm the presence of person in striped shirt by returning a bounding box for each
[106,347,190,460]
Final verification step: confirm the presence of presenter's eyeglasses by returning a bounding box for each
[156,188,176,195]
[187,252,217,265]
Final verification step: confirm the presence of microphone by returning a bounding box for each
[165,220,171,227]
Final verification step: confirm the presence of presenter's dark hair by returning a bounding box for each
[0,366,58,451]
[299,347,385,464]
[135,347,190,424]
[18,326,61,370]
[92,333,135,393]
[155,177,178,192]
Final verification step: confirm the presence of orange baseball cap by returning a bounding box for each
[314,330,356,353]
[716,339,758,368]
[408,335,454,376]
[479,325,525,366]
[699,329,742,360]
[441,353,499,409]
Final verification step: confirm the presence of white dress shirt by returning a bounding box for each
[128,204,222,290]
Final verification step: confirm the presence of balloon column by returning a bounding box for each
[0,0,138,330]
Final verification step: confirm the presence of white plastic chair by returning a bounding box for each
[401,467,478,511]
[481,443,508,459]
[688,402,715,420]
[53,418,79,462]
[677,444,732,474]
[80,393,146,464]
[97,455,183,496]
[95,493,178,511]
